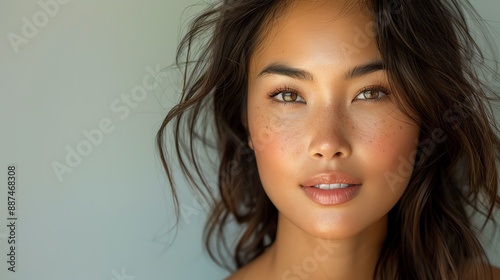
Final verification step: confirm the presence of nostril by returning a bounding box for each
[309,141,350,160]
[314,151,343,159]
[314,153,324,158]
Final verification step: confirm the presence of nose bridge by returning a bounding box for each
[308,102,351,159]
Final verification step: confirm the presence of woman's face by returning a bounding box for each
[246,0,420,239]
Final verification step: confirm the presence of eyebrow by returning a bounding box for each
[257,60,385,81]
[345,61,385,79]
[258,63,313,81]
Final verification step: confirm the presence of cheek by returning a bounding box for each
[247,107,305,182]
[248,107,302,154]
[353,111,420,192]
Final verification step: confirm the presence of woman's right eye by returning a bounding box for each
[271,90,306,103]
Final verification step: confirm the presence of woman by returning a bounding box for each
[157,0,500,278]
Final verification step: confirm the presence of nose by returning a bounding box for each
[307,106,352,160]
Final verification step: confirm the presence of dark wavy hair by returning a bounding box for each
[156,0,500,278]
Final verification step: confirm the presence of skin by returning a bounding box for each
[228,0,500,279]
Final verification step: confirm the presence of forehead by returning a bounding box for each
[249,0,380,78]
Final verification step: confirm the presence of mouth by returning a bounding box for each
[300,171,362,205]
[301,184,362,205]
[309,183,361,190]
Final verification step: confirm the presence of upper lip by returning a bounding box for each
[302,171,362,187]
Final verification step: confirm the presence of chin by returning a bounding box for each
[291,210,389,242]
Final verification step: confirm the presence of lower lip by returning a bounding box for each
[302,185,361,205]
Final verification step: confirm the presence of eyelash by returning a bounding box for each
[268,85,391,105]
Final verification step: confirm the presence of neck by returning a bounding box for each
[263,214,388,280]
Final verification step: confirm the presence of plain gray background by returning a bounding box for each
[0,1,499,279]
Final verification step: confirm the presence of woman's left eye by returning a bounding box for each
[355,87,388,101]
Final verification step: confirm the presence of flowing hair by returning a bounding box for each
[156,0,500,278]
